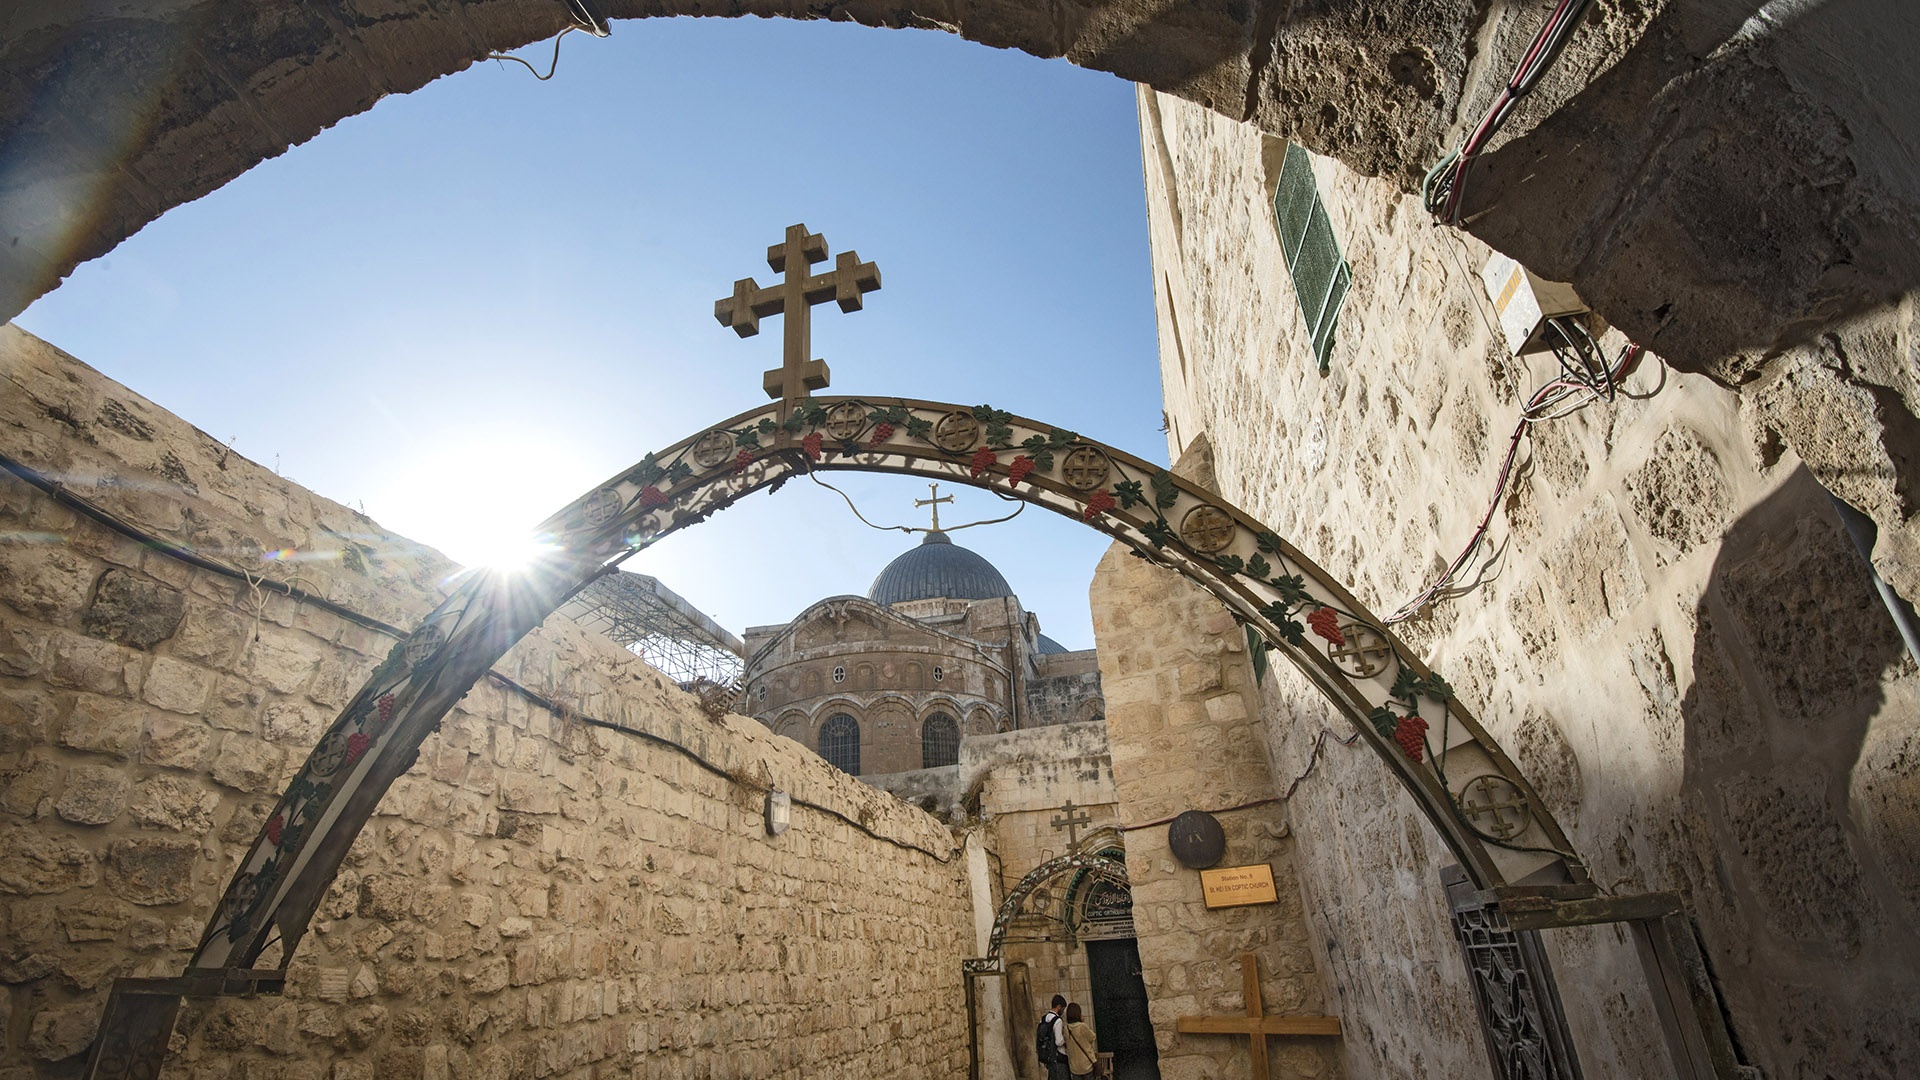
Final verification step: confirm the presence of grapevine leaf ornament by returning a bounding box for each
[1141,518,1176,548]
[1369,706,1399,739]
[1275,615,1306,647]
[1151,471,1180,510]
[905,415,933,440]
[1246,553,1273,580]
[1270,573,1311,606]
[756,417,777,435]
[1048,428,1079,449]
[734,428,761,448]
[1216,554,1245,575]
[1019,435,1056,472]
[1391,667,1424,702]
[667,462,693,485]
[1247,624,1270,685]
[1115,480,1146,510]
[1421,674,1455,702]
[1256,531,1286,556]
[631,454,665,487]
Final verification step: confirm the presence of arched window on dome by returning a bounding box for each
[820,714,860,776]
[921,713,959,769]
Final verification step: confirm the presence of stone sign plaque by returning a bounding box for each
[1200,864,1278,909]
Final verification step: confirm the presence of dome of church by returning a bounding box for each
[1037,634,1070,655]
[868,531,1016,606]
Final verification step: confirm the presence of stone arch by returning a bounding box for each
[184,395,1590,978]
[1075,696,1106,725]
[6,6,1892,381]
[772,712,806,741]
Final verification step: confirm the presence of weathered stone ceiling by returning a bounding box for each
[0,0,1911,365]
[3,0,1919,585]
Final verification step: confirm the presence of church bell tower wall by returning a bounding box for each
[1141,90,1920,1080]
[0,327,976,1079]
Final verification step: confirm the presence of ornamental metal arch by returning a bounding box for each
[184,394,1595,978]
[988,853,1133,959]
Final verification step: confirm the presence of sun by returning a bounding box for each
[361,428,603,575]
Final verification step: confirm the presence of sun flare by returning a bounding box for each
[363,428,601,575]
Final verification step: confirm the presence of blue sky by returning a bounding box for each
[14,16,1166,649]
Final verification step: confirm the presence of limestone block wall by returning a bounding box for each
[961,722,1118,1080]
[1140,90,1920,1080]
[1089,517,1342,1080]
[0,326,974,1080]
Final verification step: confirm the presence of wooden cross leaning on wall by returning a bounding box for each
[1175,953,1341,1077]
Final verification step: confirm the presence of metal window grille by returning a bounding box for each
[921,713,960,769]
[1273,142,1353,373]
[820,714,860,775]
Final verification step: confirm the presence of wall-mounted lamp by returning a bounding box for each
[765,790,791,837]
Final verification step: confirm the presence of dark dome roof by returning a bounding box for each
[868,531,1015,606]
[1037,634,1070,655]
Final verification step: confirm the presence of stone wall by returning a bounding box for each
[1141,90,1920,1080]
[1089,482,1342,1080]
[0,325,975,1079]
[1023,651,1104,730]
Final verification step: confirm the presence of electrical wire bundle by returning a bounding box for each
[1385,319,1643,624]
[1422,0,1597,225]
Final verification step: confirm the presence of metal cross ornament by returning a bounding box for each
[916,482,954,531]
[713,223,881,407]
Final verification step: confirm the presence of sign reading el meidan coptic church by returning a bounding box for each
[1200,864,1279,909]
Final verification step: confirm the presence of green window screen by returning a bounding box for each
[1274,143,1352,373]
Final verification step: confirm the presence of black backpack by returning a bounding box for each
[1036,1011,1059,1064]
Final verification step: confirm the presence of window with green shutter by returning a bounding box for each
[1273,143,1352,373]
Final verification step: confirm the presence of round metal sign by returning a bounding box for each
[1167,809,1226,869]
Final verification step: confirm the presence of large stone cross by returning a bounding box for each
[713,223,881,403]
[1175,953,1341,1077]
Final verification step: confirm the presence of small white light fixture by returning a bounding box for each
[764,789,791,837]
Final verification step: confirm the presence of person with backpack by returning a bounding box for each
[1063,1002,1099,1080]
[1037,994,1068,1080]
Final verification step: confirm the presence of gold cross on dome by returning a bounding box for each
[915,482,954,531]
[713,223,881,404]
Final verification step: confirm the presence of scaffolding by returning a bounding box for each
[558,570,744,687]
